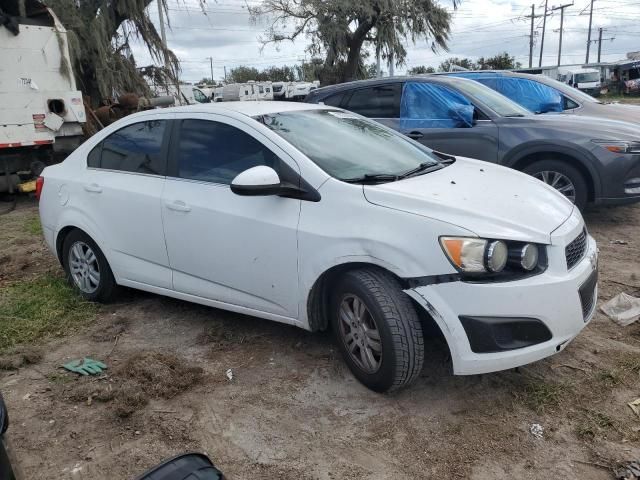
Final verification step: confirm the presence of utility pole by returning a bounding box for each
[588,28,615,63]
[207,57,214,83]
[223,66,227,83]
[529,4,535,68]
[538,0,549,67]
[376,50,381,78]
[585,0,594,63]
[552,3,573,67]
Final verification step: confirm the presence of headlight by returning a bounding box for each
[440,236,544,278]
[592,140,640,154]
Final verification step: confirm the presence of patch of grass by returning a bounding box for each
[618,355,640,375]
[23,215,41,236]
[596,370,624,387]
[520,382,565,413]
[0,273,97,351]
[576,410,616,440]
[46,373,73,385]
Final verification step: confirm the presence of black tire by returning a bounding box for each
[523,159,588,211]
[330,268,424,392]
[62,229,117,303]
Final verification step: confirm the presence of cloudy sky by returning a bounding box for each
[131,0,640,83]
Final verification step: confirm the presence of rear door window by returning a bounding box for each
[88,120,169,175]
[343,84,402,118]
[320,92,346,107]
[173,119,280,185]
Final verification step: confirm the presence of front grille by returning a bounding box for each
[565,228,587,270]
[579,270,598,321]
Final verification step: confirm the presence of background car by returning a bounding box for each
[444,71,640,123]
[305,76,640,210]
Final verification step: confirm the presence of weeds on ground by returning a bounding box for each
[517,381,565,414]
[0,273,96,351]
[23,216,41,236]
[576,410,618,441]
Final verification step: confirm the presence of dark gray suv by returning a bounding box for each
[305,76,640,210]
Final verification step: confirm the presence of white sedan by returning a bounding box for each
[37,101,598,392]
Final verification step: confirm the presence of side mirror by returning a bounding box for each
[0,392,8,435]
[230,166,282,196]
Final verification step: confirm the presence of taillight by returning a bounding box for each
[35,176,44,200]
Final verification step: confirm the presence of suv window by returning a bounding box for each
[321,92,346,107]
[563,95,579,110]
[175,119,280,185]
[343,84,402,118]
[193,89,207,103]
[87,120,168,175]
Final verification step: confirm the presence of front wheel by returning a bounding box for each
[523,159,588,210]
[331,268,424,392]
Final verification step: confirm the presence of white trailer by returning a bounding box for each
[0,2,86,192]
[557,67,602,96]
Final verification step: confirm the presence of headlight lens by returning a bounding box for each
[592,140,640,154]
[440,237,543,277]
[518,244,539,271]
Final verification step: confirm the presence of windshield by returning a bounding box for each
[447,79,532,117]
[257,110,441,181]
[538,76,601,104]
[575,72,600,84]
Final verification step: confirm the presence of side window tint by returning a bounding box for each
[344,84,402,118]
[93,120,168,175]
[321,92,346,107]
[563,96,579,110]
[177,120,280,185]
[87,143,101,168]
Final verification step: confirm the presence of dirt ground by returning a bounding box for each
[1,196,640,480]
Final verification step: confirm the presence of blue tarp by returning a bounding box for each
[400,81,474,129]
[451,73,563,113]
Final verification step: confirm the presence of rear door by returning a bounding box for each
[341,83,403,129]
[83,115,172,288]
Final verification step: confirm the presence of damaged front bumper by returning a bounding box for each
[405,224,598,376]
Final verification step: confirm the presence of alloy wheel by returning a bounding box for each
[338,294,382,374]
[69,241,100,294]
[533,170,577,203]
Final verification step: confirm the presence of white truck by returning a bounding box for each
[557,67,602,96]
[0,1,86,193]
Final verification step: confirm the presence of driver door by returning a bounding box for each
[162,113,301,319]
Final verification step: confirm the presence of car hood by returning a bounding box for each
[583,102,640,125]
[523,113,640,139]
[363,157,574,244]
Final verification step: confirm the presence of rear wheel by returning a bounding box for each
[523,159,588,210]
[331,268,424,392]
[62,230,116,302]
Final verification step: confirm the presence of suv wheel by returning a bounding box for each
[62,229,116,302]
[331,268,424,392]
[523,159,588,210]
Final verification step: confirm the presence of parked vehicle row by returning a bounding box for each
[39,101,599,392]
[305,75,640,210]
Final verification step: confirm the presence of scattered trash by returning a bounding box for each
[601,293,640,326]
[615,460,640,480]
[610,240,629,245]
[62,358,107,376]
[529,423,544,439]
[225,368,233,381]
[22,393,31,401]
[628,398,640,419]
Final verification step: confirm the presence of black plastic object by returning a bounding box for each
[0,392,8,436]
[135,453,224,480]
[459,316,552,353]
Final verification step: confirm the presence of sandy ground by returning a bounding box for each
[1,197,640,480]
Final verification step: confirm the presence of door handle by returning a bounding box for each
[165,200,191,213]
[407,131,424,139]
[84,183,102,193]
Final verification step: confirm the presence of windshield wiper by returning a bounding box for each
[399,162,445,179]
[342,173,400,184]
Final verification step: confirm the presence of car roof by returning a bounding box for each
[148,101,335,118]
[308,75,476,97]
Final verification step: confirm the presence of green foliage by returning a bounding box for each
[0,274,97,351]
[477,52,522,70]
[438,57,478,72]
[47,0,186,105]
[226,60,325,83]
[251,0,456,82]
[408,65,435,75]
